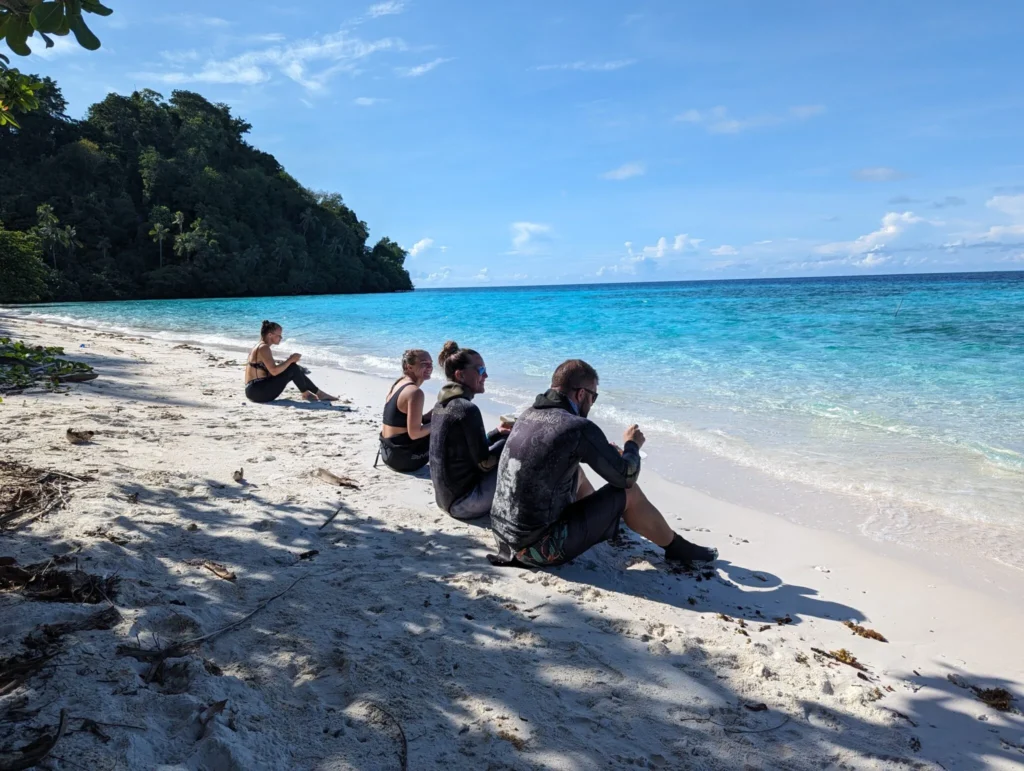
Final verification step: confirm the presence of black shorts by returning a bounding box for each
[515,484,627,567]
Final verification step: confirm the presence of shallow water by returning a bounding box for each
[8,271,1024,569]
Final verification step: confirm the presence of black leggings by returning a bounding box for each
[245,364,319,403]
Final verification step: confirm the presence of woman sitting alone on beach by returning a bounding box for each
[244,320,337,403]
[378,349,434,472]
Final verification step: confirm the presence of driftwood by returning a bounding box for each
[0,709,67,771]
[117,570,334,678]
[315,468,360,490]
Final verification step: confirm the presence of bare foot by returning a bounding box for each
[301,391,319,402]
[315,390,338,401]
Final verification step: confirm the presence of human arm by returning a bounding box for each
[404,387,431,440]
[579,421,641,488]
[257,344,299,377]
[463,404,502,471]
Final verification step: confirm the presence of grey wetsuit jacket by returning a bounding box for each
[491,389,641,550]
[429,382,503,512]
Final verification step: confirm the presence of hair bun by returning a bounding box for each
[438,340,459,367]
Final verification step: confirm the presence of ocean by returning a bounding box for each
[6,271,1024,571]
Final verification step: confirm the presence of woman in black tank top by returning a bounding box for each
[377,349,433,471]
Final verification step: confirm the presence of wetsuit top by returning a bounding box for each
[428,382,503,512]
[491,389,641,550]
[383,383,413,429]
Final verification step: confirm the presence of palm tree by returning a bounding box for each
[326,237,343,261]
[35,204,60,269]
[299,207,318,238]
[271,237,291,269]
[149,223,168,267]
[173,210,185,235]
[61,225,81,263]
[173,231,194,264]
[97,236,112,261]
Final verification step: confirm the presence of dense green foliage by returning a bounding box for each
[0,78,413,302]
[0,224,49,302]
[2,0,113,127]
[0,336,94,395]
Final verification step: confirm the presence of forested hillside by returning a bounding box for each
[0,77,413,302]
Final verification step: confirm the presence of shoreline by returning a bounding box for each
[1,314,1022,769]
[7,304,1023,590]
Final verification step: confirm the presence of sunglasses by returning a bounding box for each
[580,386,598,402]
[476,366,487,376]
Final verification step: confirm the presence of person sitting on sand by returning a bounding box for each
[245,320,337,403]
[489,359,718,568]
[429,341,510,520]
[378,349,434,472]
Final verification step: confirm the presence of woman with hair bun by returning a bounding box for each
[244,320,337,403]
[428,341,510,519]
[377,348,434,472]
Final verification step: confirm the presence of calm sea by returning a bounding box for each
[7,272,1024,570]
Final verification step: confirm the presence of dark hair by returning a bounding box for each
[438,340,480,381]
[552,359,598,391]
[260,320,282,341]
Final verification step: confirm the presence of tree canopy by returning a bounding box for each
[0,78,414,301]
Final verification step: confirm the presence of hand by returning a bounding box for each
[623,424,645,449]
[497,423,512,436]
[289,353,302,363]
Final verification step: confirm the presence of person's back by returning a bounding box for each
[490,358,717,570]
[429,342,508,519]
[430,384,489,510]
[492,388,637,549]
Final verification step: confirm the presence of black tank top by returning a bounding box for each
[382,383,413,428]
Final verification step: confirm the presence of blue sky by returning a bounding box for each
[24,0,1024,287]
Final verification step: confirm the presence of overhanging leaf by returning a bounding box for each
[69,15,100,50]
[5,17,32,56]
[30,3,66,35]
[82,1,114,17]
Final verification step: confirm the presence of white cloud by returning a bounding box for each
[396,57,452,77]
[510,222,551,252]
[601,232,702,275]
[816,211,924,256]
[409,237,433,256]
[854,253,891,268]
[473,268,490,282]
[853,166,903,182]
[354,96,384,106]
[675,104,825,134]
[138,30,404,90]
[157,14,230,28]
[534,59,636,72]
[976,195,1024,240]
[368,1,405,17]
[710,245,738,256]
[601,162,646,180]
[426,267,451,282]
[32,35,85,59]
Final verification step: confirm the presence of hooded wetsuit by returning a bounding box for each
[490,389,641,565]
[428,382,505,518]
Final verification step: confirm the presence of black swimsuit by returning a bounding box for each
[378,382,430,472]
[244,354,319,403]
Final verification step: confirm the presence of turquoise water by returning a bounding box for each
[7,272,1024,568]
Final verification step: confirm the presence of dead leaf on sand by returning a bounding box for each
[65,428,95,445]
[186,560,236,581]
[315,468,360,490]
[843,620,888,642]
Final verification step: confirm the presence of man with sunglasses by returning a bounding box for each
[490,359,718,569]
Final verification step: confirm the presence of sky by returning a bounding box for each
[21,0,1024,287]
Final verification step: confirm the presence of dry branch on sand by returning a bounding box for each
[0,462,89,531]
[0,556,118,604]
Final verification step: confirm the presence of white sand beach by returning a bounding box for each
[1,314,1022,770]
